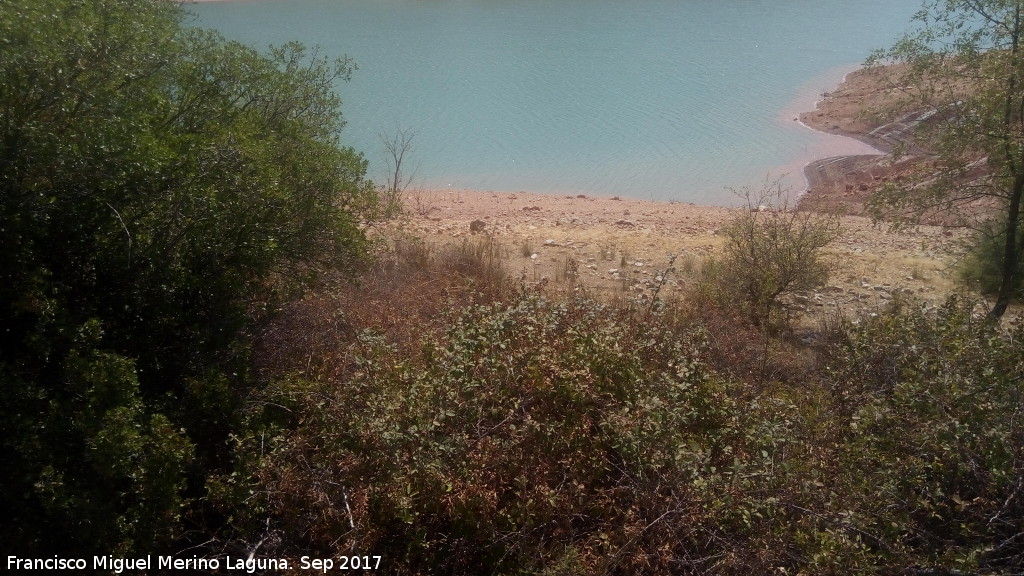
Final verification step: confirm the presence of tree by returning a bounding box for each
[378,126,417,217]
[867,0,1024,318]
[0,0,375,556]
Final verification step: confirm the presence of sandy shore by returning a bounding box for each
[377,64,983,317]
[366,65,977,316]
[386,187,966,318]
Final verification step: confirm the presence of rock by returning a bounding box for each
[615,219,636,227]
[469,219,486,233]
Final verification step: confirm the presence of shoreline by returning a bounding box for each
[389,64,921,222]
[386,184,964,317]
[794,68,885,197]
[788,65,888,209]
[793,65,925,216]
[180,1,892,206]
[793,68,887,153]
[382,65,969,313]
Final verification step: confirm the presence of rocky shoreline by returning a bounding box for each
[797,65,928,217]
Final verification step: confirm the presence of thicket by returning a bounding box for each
[218,241,1022,575]
[229,288,801,573]
[819,298,1024,573]
[0,0,374,557]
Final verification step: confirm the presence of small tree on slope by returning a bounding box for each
[868,0,1024,318]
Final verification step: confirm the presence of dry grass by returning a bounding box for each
[257,226,831,395]
[255,235,514,383]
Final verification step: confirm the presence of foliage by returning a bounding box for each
[5,1,1022,571]
[712,183,839,327]
[818,297,1024,573]
[867,0,1024,318]
[227,294,805,574]
[0,0,374,556]
[224,242,1024,575]
[959,216,1024,299]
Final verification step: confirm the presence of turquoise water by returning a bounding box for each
[189,0,921,204]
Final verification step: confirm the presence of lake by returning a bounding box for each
[190,0,922,204]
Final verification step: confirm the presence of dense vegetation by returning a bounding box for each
[223,241,1021,575]
[0,0,374,557]
[1,0,1021,574]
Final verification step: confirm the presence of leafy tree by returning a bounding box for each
[0,0,374,555]
[867,0,1024,318]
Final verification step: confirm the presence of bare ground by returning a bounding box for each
[372,65,992,318]
[379,186,970,318]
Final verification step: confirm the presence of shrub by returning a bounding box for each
[958,217,1024,302]
[714,183,839,328]
[815,298,1024,573]
[227,294,806,574]
[0,0,374,556]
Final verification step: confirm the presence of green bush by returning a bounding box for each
[959,217,1024,301]
[713,184,839,328]
[0,0,374,556]
[816,298,1024,573]
[229,294,806,574]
